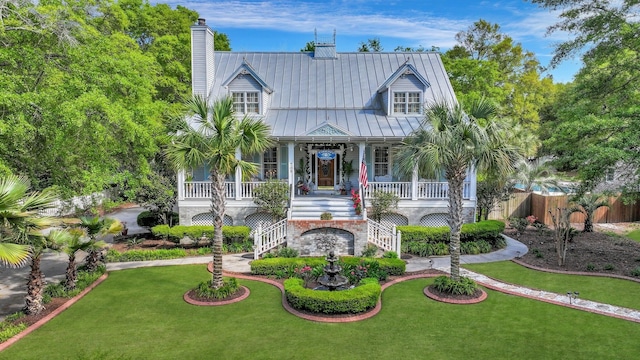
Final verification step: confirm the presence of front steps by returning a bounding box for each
[290,194,359,220]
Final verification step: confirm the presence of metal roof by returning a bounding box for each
[208,51,456,140]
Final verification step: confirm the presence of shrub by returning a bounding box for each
[532,248,544,258]
[251,256,405,276]
[461,241,480,255]
[432,275,478,296]
[0,321,27,343]
[284,277,381,314]
[277,247,299,258]
[151,225,250,244]
[361,244,378,257]
[137,211,179,228]
[106,248,187,262]
[195,278,240,299]
[509,217,529,234]
[603,264,615,271]
[631,266,640,277]
[397,220,505,247]
[586,263,596,271]
[320,212,333,220]
[341,259,388,283]
[383,251,398,259]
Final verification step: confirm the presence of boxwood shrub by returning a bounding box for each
[397,220,505,246]
[250,256,405,276]
[151,225,250,244]
[284,277,381,314]
[251,257,326,275]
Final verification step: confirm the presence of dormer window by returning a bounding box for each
[393,92,421,114]
[232,91,260,114]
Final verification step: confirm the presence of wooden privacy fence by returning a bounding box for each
[487,192,531,220]
[489,192,640,226]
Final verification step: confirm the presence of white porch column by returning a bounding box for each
[178,170,185,200]
[411,163,418,201]
[469,165,477,201]
[235,147,242,200]
[288,142,295,200]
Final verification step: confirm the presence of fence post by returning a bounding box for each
[254,223,262,260]
[396,229,402,255]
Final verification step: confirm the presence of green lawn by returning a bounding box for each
[464,261,640,310]
[1,265,638,359]
[626,229,640,242]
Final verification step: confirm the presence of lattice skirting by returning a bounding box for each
[191,213,234,226]
[420,213,450,227]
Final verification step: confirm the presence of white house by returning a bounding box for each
[178,19,477,256]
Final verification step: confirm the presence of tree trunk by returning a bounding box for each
[584,215,593,232]
[210,169,226,289]
[85,249,100,272]
[448,175,465,281]
[24,254,45,315]
[65,253,77,291]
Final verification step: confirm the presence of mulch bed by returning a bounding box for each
[185,286,248,303]
[508,227,640,278]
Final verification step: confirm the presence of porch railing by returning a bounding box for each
[367,219,401,254]
[363,181,471,200]
[182,181,471,200]
[254,218,288,259]
[183,181,264,199]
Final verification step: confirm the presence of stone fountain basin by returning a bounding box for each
[284,277,381,314]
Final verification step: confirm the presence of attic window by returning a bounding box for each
[393,92,421,114]
[232,91,260,114]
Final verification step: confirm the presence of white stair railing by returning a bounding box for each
[367,219,401,254]
[253,218,288,259]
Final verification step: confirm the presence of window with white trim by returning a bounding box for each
[232,91,260,114]
[374,146,389,177]
[263,147,278,179]
[393,91,421,114]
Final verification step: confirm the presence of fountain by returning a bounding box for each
[316,251,349,291]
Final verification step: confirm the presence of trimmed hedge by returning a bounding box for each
[151,225,250,244]
[251,257,327,275]
[284,277,381,314]
[397,220,505,246]
[105,248,187,262]
[250,256,406,276]
[340,257,406,276]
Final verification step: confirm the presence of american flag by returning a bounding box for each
[359,160,368,188]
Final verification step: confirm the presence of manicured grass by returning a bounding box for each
[1,265,639,359]
[626,229,640,242]
[464,261,640,310]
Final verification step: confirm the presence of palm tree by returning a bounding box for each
[77,216,121,272]
[570,193,610,232]
[511,156,561,194]
[166,95,273,289]
[51,229,95,291]
[396,100,520,281]
[0,175,61,314]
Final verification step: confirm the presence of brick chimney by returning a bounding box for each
[191,18,215,98]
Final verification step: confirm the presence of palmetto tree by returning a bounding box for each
[570,193,610,232]
[511,156,561,194]
[51,228,95,291]
[0,175,61,314]
[166,95,273,289]
[396,100,519,280]
[77,216,121,272]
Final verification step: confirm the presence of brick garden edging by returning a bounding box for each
[511,259,640,283]
[0,273,109,352]
[183,286,250,306]
[423,286,487,304]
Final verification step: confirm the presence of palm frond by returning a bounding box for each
[0,242,31,268]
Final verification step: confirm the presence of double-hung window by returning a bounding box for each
[232,91,260,114]
[374,146,389,177]
[263,147,278,179]
[393,92,421,114]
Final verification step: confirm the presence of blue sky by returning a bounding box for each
[160,0,581,83]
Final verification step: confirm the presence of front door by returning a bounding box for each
[317,159,334,186]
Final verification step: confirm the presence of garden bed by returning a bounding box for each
[508,224,640,278]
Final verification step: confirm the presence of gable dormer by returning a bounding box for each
[377,62,430,116]
[223,60,273,115]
